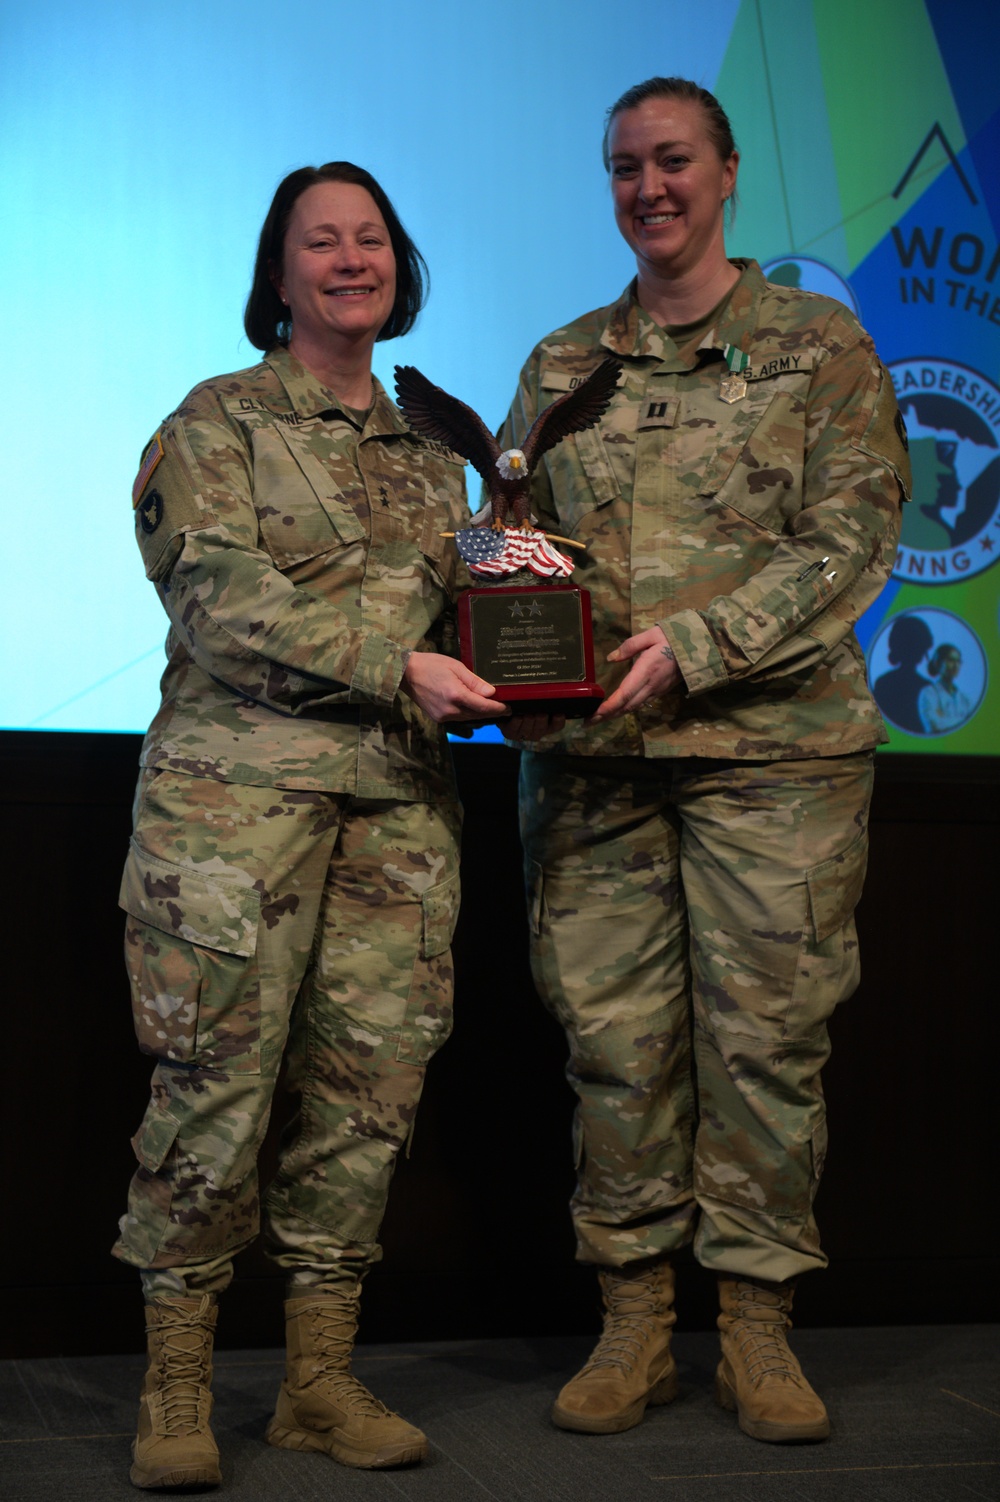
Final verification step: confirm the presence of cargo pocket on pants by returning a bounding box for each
[787,826,869,1034]
[131,1101,183,1173]
[119,839,263,1074]
[114,1099,187,1266]
[396,869,460,1064]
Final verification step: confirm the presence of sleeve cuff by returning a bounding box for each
[659,610,730,696]
[348,633,409,706]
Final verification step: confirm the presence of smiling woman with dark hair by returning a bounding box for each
[243,161,428,351]
[918,642,971,733]
[118,161,499,1491]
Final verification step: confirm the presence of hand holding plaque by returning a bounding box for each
[394,359,621,716]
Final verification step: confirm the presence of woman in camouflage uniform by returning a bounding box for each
[502,79,910,1445]
[120,162,499,1489]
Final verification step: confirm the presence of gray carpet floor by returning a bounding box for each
[1,1326,997,1501]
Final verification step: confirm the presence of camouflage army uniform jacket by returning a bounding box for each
[132,346,469,799]
[501,260,911,759]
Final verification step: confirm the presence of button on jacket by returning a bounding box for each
[132,346,469,800]
[500,260,911,760]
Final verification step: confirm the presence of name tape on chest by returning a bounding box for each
[745,352,815,381]
[417,437,466,462]
[540,364,626,394]
[224,396,305,427]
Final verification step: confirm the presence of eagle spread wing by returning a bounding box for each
[521,357,622,471]
[394,365,500,482]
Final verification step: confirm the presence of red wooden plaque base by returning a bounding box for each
[458,583,604,718]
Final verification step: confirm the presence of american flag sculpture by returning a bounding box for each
[394,358,621,580]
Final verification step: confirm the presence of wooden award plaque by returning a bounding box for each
[458,583,604,717]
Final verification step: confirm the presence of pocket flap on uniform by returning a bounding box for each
[571,428,619,506]
[806,830,869,944]
[421,869,461,958]
[275,423,367,546]
[119,840,260,958]
[131,1104,182,1173]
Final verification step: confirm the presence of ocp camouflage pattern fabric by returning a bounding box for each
[502,262,905,1280]
[521,751,872,1281]
[115,771,460,1285]
[133,345,469,800]
[116,349,468,1290]
[499,260,910,760]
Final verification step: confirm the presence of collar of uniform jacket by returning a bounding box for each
[599,257,761,368]
[263,344,412,437]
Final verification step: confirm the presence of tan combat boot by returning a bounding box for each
[265,1289,427,1468]
[551,1260,678,1434]
[715,1276,830,1442]
[130,1294,222,1490]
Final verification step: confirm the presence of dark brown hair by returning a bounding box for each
[244,162,427,352]
[602,76,738,170]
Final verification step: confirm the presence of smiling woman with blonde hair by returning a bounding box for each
[501,76,910,1446]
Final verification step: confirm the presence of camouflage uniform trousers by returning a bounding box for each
[520,750,874,1284]
[114,768,461,1296]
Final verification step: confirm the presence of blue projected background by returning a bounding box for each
[1,0,997,754]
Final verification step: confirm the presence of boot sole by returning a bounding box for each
[714,1362,830,1443]
[265,1418,427,1469]
[129,1459,221,1490]
[551,1366,679,1435]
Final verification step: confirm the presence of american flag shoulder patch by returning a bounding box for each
[132,432,165,508]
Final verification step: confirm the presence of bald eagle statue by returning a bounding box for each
[394,357,622,533]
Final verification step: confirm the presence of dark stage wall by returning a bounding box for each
[1,733,997,1359]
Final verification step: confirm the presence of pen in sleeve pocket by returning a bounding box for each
[797,555,831,581]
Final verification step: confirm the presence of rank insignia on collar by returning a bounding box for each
[132,432,164,507]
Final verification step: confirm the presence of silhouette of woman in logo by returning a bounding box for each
[873,615,933,733]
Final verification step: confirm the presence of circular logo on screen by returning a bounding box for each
[889,359,1000,584]
[868,607,987,737]
[761,255,860,316]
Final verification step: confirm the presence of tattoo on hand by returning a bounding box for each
[661,644,675,662]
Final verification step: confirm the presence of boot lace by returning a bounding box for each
[305,1303,393,1418]
[579,1270,666,1378]
[148,1298,213,1435]
[729,1280,801,1388]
